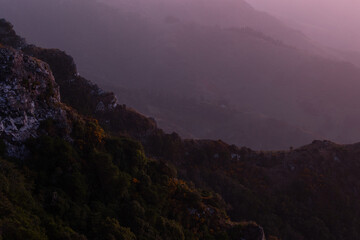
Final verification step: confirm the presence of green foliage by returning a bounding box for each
[0,158,47,240]
[104,138,147,174]
[88,150,130,201]
[72,120,105,148]
[156,217,185,240]
[0,120,236,239]
[101,217,136,240]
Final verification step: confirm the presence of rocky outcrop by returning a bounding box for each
[0,19,156,139]
[0,18,160,154]
[21,39,158,140]
[0,18,271,240]
[0,44,67,158]
[5,16,360,240]
[0,19,276,239]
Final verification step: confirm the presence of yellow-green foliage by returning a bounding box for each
[102,217,136,240]
[0,119,239,240]
[0,158,47,240]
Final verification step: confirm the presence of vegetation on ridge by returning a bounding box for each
[3,17,360,240]
[0,118,256,240]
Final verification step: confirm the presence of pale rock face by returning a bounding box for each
[0,45,67,158]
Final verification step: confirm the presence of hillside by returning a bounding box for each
[2,0,360,150]
[100,0,318,53]
[112,87,317,150]
[0,19,267,240]
[0,0,346,149]
[2,18,360,240]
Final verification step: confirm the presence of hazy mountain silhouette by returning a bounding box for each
[2,0,360,149]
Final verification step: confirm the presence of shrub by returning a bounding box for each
[102,217,136,240]
[156,217,185,240]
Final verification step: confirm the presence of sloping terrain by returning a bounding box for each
[0,19,267,240]
[101,0,318,53]
[113,87,317,150]
[2,18,360,240]
[3,0,360,149]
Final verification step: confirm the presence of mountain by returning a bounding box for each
[177,139,360,240]
[100,0,319,53]
[0,0,323,150]
[3,18,360,240]
[2,0,360,150]
[0,19,268,240]
[111,87,318,150]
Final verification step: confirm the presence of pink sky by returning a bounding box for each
[246,0,360,51]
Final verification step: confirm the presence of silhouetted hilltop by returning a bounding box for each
[0,19,266,240]
[2,0,360,149]
[2,18,360,240]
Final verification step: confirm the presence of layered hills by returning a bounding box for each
[2,18,360,240]
[3,0,360,150]
[0,19,266,240]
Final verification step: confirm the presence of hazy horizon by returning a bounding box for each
[3,1,360,240]
[247,0,360,52]
[1,0,360,150]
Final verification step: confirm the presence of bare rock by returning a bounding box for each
[0,45,67,158]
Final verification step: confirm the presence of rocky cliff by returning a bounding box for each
[2,18,359,239]
[4,17,360,240]
[0,43,69,158]
[0,19,267,240]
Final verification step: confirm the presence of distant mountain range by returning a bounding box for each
[100,0,319,52]
[1,18,268,240]
[1,0,360,150]
[2,18,360,239]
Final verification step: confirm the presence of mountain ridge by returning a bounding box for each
[4,0,360,149]
[2,18,360,240]
[0,19,268,240]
